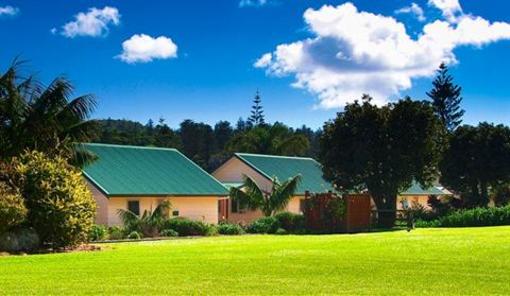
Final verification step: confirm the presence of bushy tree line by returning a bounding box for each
[91,93,321,171]
[320,63,510,227]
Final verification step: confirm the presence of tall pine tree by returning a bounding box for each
[247,90,265,127]
[427,63,465,131]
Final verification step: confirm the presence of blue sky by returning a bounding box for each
[1,0,509,129]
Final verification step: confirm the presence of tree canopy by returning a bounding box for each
[440,123,510,207]
[320,96,445,227]
[0,61,97,165]
[427,63,465,131]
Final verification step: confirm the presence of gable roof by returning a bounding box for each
[401,181,448,196]
[81,143,228,197]
[234,153,335,195]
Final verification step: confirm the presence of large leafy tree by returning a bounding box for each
[230,174,302,217]
[440,123,510,208]
[320,96,445,227]
[427,63,465,131]
[0,61,97,164]
[179,119,214,168]
[227,122,309,156]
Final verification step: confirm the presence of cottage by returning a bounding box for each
[213,153,335,223]
[82,143,229,226]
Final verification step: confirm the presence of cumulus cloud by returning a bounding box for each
[239,0,268,8]
[255,2,510,109]
[428,0,462,23]
[61,6,120,38]
[395,3,426,22]
[117,34,178,64]
[0,5,18,16]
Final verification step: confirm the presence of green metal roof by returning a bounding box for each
[234,153,335,195]
[82,143,228,196]
[401,181,446,196]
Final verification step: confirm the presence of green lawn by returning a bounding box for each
[1,227,510,295]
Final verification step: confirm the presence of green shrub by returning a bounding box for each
[160,229,179,237]
[246,217,280,234]
[0,182,27,233]
[416,206,510,228]
[162,218,215,236]
[107,226,124,240]
[8,151,96,248]
[275,228,287,235]
[0,228,40,253]
[440,206,510,227]
[415,219,441,228]
[127,231,142,240]
[217,223,244,235]
[89,225,108,241]
[274,212,305,233]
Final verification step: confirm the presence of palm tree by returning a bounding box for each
[0,60,97,165]
[117,200,171,237]
[230,174,302,217]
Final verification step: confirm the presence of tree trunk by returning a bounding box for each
[373,193,397,228]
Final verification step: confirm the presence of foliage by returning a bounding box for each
[439,206,510,227]
[427,63,465,131]
[217,222,245,235]
[246,216,280,234]
[127,231,142,240]
[0,228,40,253]
[227,123,310,157]
[492,183,510,207]
[0,182,27,233]
[320,96,445,227]
[303,193,345,233]
[107,226,124,240]
[117,200,172,237]
[440,123,510,208]
[179,119,215,169]
[162,217,216,236]
[89,225,108,242]
[274,212,305,233]
[230,174,302,217]
[160,229,179,237]
[427,195,462,218]
[275,228,287,235]
[416,206,510,228]
[247,90,265,127]
[5,151,96,248]
[0,60,97,166]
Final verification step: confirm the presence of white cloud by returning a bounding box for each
[428,0,462,23]
[0,5,18,16]
[239,0,268,8]
[395,3,426,22]
[61,6,120,38]
[117,34,178,64]
[255,2,510,109]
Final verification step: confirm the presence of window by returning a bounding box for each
[127,200,140,216]
[231,199,247,213]
[231,199,239,213]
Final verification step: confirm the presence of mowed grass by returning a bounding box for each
[1,227,510,295]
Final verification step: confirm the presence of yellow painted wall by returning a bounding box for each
[92,196,220,226]
[397,195,431,210]
[86,181,109,225]
[212,157,273,192]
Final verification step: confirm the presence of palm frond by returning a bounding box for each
[270,174,302,214]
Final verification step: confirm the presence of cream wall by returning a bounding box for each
[397,195,431,210]
[86,181,109,225]
[212,157,273,192]
[101,196,220,226]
